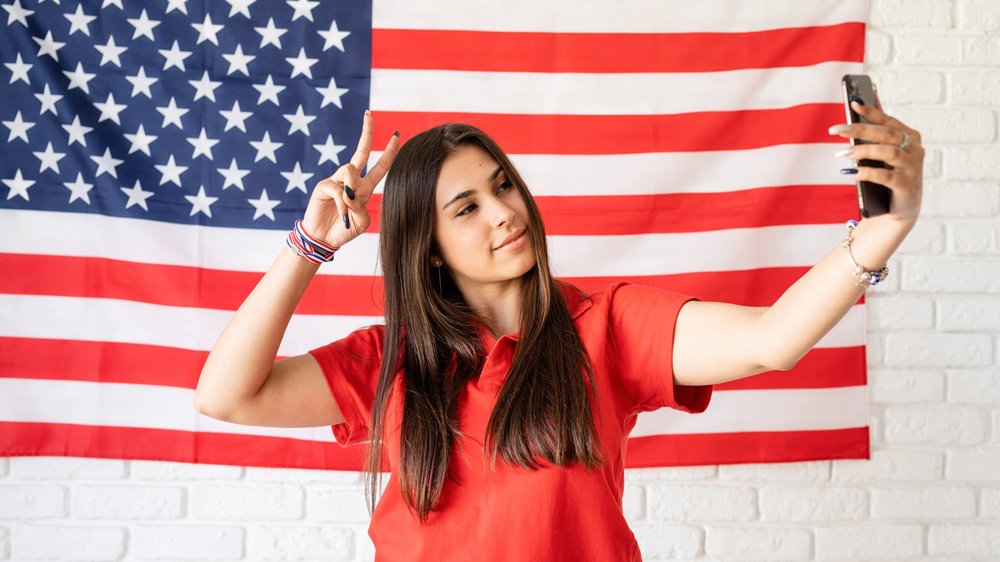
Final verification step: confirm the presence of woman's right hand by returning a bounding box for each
[301,110,401,249]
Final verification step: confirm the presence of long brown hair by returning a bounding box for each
[367,123,606,523]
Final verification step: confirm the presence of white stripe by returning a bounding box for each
[0,294,380,357]
[0,294,865,354]
[0,209,852,274]
[630,385,869,437]
[373,0,866,33]
[371,62,862,115]
[370,144,853,197]
[0,378,336,443]
[0,378,865,439]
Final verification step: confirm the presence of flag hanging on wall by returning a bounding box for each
[0,0,871,470]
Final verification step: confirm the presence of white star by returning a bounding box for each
[124,124,157,156]
[159,40,192,71]
[189,70,222,102]
[252,74,285,106]
[285,47,318,79]
[248,189,280,221]
[219,100,252,132]
[121,179,154,210]
[33,31,65,61]
[283,104,316,136]
[4,52,32,85]
[125,66,157,98]
[155,155,188,187]
[318,19,350,52]
[250,131,282,163]
[254,17,286,49]
[2,0,33,27]
[281,162,313,193]
[33,142,65,174]
[156,97,189,129]
[95,35,127,67]
[63,62,96,94]
[192,13,223,45]
[222,44,255,76]
[90,147,124,179]
[127,9,160,41]
[34,84,63,115]
[226,0,256,17]
[101,0,124,9]
[316,76,349,109]
[64,5,96,36]
[2,169,34,201]
[313,134,347,166]
[185,186,218,217]
[62,115,92,146]
[287,0,318,22]
[217,158,250,190]
[3,110,34,143]
[94,92,127,125]
[165,0,188,15]
[64,172,94,204]
[187,127,219,160]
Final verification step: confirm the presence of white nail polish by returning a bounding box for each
[828,124,850,135]
[834,147,854,158]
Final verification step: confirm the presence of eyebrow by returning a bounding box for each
[442,165,504,210]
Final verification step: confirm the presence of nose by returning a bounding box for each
[489,197,516,229]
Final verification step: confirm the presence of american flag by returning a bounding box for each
[0,0,871,470]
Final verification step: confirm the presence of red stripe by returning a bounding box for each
[0,421,866,470]
[0,337,866,390]
[373,104,844,154]
[0,422,378,471]
[626,427,870,467]
[0,254,864,313]
[373,23,865,73]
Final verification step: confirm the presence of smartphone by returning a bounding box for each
[841,74,891,218]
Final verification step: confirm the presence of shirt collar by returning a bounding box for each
[476,282,592,344]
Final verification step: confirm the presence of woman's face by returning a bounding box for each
[432,144,536,290]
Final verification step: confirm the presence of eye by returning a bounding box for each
[455,180,512,217]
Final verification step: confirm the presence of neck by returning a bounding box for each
[455,276,523,337]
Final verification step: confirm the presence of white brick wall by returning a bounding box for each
[3,1,999,560]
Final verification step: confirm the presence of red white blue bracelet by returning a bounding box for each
[842,219,889,289]
[286,219,338,264]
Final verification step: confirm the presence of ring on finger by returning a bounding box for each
[898,131,911,151]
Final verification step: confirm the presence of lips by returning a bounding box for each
[494,228,527,250]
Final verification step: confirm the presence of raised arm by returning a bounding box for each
[194,111,400,427]
[672,97,924,387]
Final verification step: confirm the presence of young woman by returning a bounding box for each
[196,100,924,560]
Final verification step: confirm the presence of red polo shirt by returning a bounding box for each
[309,281,713,561]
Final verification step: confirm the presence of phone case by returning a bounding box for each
[841,74,891,218]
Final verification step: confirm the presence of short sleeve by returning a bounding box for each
[606,282,713,414]
[308,324,385,446]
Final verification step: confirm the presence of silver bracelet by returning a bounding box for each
[842,220,889,289]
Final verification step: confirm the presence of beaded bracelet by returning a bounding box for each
[286,219,339,264]
[842,219,889,289]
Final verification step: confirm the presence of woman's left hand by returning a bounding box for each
[829,93,924,229]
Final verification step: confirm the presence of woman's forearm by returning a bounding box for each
[757,215,914,369]
[195,245,321,416]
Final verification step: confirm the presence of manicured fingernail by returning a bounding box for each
[840,168,858,175]
[393,130,400,137]
[834,147,854,158]
[344,213,350,229]
[365,109,370,116]
[829,124,850,135]
[345,185,355,200]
